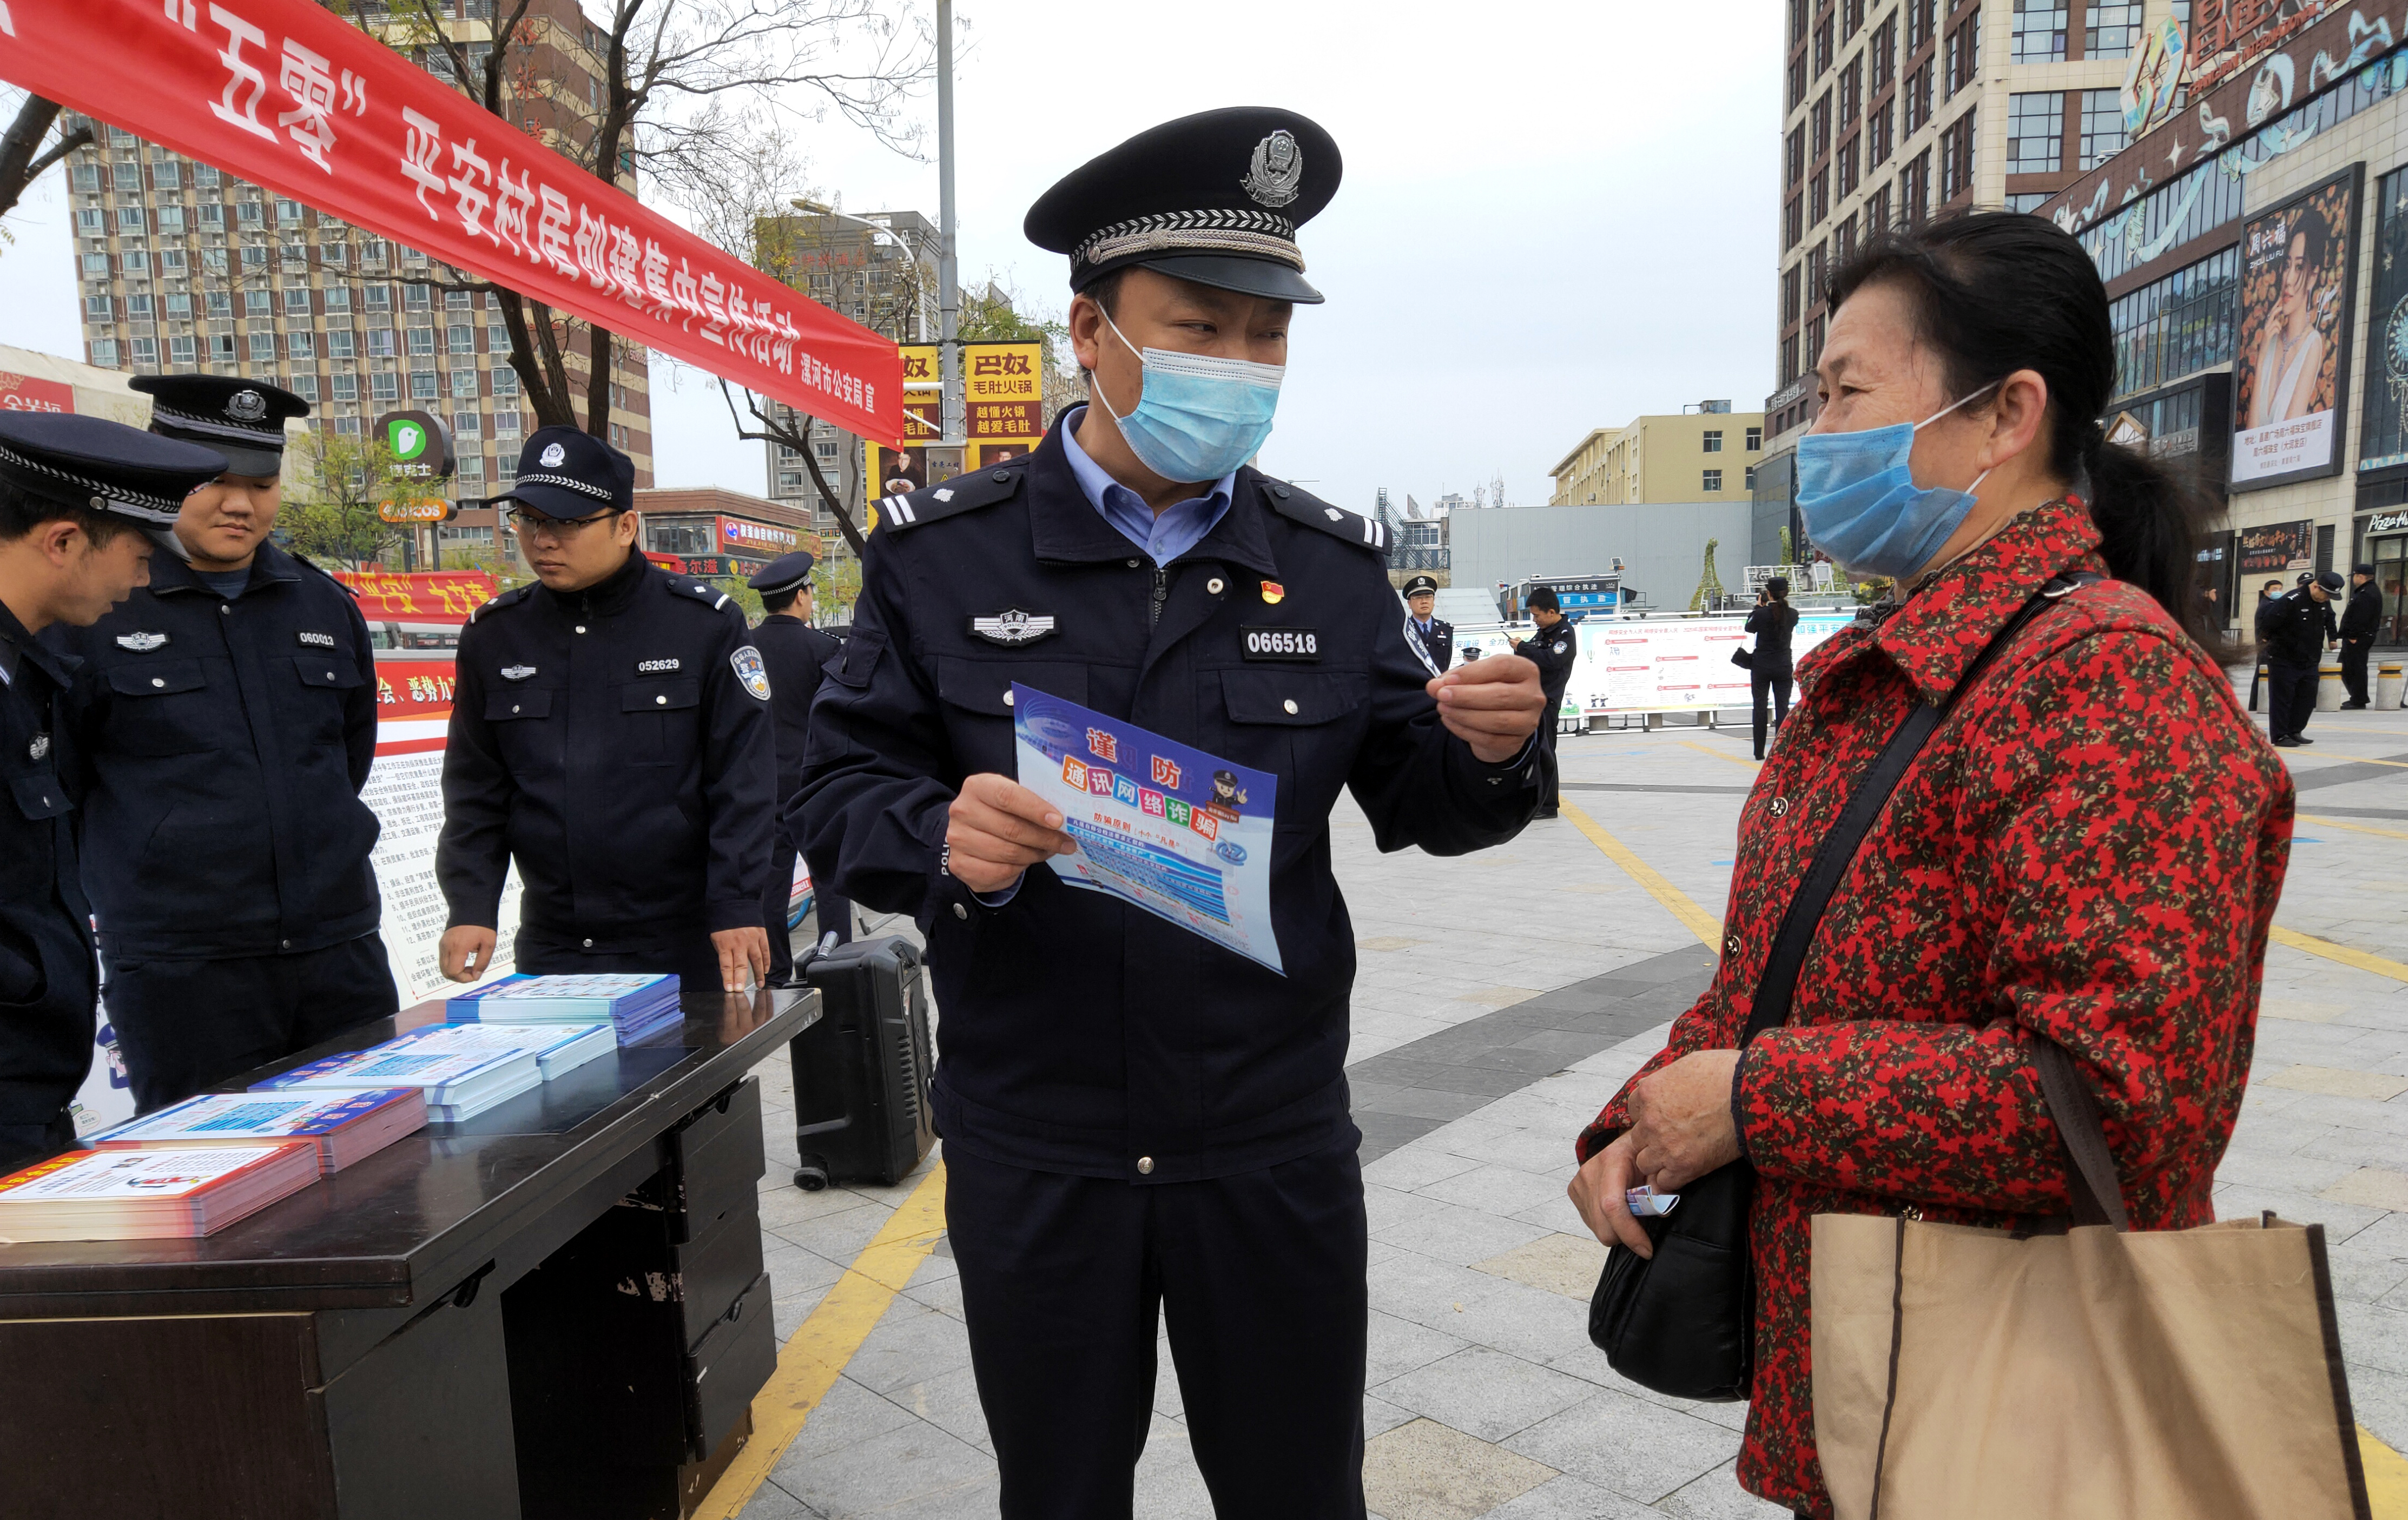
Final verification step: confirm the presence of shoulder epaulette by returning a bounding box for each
[669,576,737,613]
[469,584,537,623]
[878,462,1027,536]
[1261,479,1388,552]
[285,551,355,594]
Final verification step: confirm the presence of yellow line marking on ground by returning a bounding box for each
[696,1162,950,1519]
[2363,1425,2408,1518]
[2298,814,2408,844]
[2270,925,2408,986]
[2286,751,2408,770]
[1559,801,1723,948]
[1678,738,1762,771]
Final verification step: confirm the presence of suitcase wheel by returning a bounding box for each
[793,1163,830,1192]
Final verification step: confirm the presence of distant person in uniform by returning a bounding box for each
[437,427,774,992]
[2248,577,2285,712]
[2257,569,2340,746]
[1512,585,1576,818]
[1746,574,1799,760]
[1401,572,1452,672]
[0,414,226,1165]
[797,107,1549,1519]
[747,550,851,981]
[2339,562,2381,708]
[48,376,395,1113]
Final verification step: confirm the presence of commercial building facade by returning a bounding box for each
[1549,401,1768,505]
[634,487,820,581]
[56,0,653,562]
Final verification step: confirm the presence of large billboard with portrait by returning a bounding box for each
[2232,164,2363,492]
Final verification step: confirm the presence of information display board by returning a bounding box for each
[1454,612,1853,717]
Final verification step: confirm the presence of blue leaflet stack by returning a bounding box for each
[254,1035,542,1122]
[445,973,685,1046]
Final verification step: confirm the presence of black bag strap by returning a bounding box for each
[1741,572,2102,1047]
[2032,1036,2133,1231]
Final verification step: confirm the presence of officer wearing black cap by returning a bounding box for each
[1512,586,1577,818]
[2340,561,2383,708]
[45,376,397,1114]
[1401,573,1452,673]
[747,549,850,980]
[0,413,226,1165]
[2257,568,2341,746]
[437,427,775,992]
[797,107,1552,1518]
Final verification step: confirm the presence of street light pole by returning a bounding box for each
[935,0,960,450]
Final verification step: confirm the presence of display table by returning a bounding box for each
[0,983,818,1520]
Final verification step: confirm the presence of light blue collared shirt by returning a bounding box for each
[1059,406,1236,567]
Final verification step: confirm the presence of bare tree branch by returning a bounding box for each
[0,94,92,220]
[717,377,864,555]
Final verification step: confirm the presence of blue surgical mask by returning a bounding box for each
[1091,309,1283,483]
[1795,386,1996,578]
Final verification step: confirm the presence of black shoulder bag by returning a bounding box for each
[1586,574,2097,1402]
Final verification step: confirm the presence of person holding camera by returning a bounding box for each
[1745,577,1799,761]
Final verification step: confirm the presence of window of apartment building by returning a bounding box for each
[364,284,392,313]
[74,206,102,235]
[1944,14,1980,98]
[275,199,302,226]
[198,202,222,229]
[1904,62,1932,134]
[278,242,305,268]
[1785,193,1805,249]
[1790,52,1809,110]
[1703,429,1725,453]
[2079,88,2128,168]
[1746,426,1765,450]
[126,294,153,320]
[89,338,117,367]
[82,294,111,321]
[407,327,434,356]
[164,292,190,319]
[1787,126,1806,187]
[450,368,477,398]
[155,204,184,235]
[1841,56,1863,122]
[246,333,273,365]
[1836,209,1859,262]
[1811,167,1830,226]
[448,323,473,354]
[1940,112,1976,201]
[236,199,262,226]
[2012,0,2066,62]
[445,289,471,310]
[1791,0,1810,44]
[1807,313,1828,368]
[282,286,309,315]
[160,249,185,276]
[206,289,230,317]
[491,366,518,396]
[2086,0,2142,58]
[1816,14,1834,74]
[288,331,314,361]
[1903,149,1932,224]
[324,286,351,314]
[153,160,179,190]
[367,328,395,358]
[1783,262,1803,325]
[115,204,143,232]
[1703,469,1725,492]
[494,409,522,437]
[1808,240,1830,305]
[373,372,399,402]
[210,333,235,363]
[241,288,269,316]
[487,320,510,351]
[453,410,481,438]
[192,164,219,190]
[1906,0,1935,52]
[410,372,437,400]
[332,373,359,404]
[1871,12,1896,88]
[1839,136,1861,197]
[129,337,159,366]
[240,246,266,270]
[328,329,355,359]
[403,283,431,311]
[495,453,517,484]
[1844,0,1865,37]
[70,163,98,193]
[1782,331,1802,386]
[1812,91,1832,158]
[290,374,318,404]
[2007,91,2065,173]
[121,250,148,277]
[319,240,346,269]
[1870,97,1894,164]
[168,334,195,365]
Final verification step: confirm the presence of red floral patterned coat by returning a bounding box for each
[1576,501,2292,1517]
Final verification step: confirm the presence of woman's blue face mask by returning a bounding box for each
[1091,308,1284,484]
[1795,385,1995,579]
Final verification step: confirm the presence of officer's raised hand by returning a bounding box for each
[1428,653,1547,762]
[710,926,772,992]
[945,774,1077,896]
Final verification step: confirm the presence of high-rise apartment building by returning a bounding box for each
[58,0,652,561]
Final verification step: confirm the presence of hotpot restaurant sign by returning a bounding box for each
[0,0,903,447]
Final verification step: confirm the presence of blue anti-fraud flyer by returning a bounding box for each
[1011,684,1284,975]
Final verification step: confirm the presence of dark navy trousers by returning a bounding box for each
[945,1141,1370,1520]
[106,933,398,1113]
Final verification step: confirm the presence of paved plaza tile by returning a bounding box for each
[730,699,2408,1518]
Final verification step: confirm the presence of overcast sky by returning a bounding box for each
[0,0,1781,514]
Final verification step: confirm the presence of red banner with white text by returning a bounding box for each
[0,0,903,445]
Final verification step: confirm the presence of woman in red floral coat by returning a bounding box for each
[1566,213,2292,1518]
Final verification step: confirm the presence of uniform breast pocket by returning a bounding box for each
[621,676,702,767]
[486,686,558,770]
[103,659,217,756]
[288,656,365,747]
[934,657,1088,776]
[1213,668,1370,827]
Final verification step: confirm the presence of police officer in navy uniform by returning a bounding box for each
[1510,585,1578,818]
[747,549,850,981]
[796,108,1551,1519]
[437,427,775,992]
[47,377,397,1113]
[2257,569,2340,746]
[1401,572,1453,673]
[0,414,227,1165]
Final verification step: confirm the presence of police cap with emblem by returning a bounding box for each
[1403,575,1439,597]
[1024,107,1342,306]
[749,550,817,597]
[498,425,636,520]
[0,411,229,529]
[129,374,307,479]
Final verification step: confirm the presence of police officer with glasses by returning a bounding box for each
[437,427,775,993]
[799,107,1551,1519]
[46,376,395,1113]
[0,413,228,1165]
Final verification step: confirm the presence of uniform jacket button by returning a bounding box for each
[1137,1156,1154,1175]
[1126,559,1140,569]
[655,694,667,705]
[582,937,594,948]
[992,470,1009,482]
[1283,699,1299,714]
[575,625,587,633]
[512,704,522,713]
[1002,690,1015,706]
[281,939,292,949]
[1207,578,1225,594]
[952,903,968,920]
[151,677,164,688]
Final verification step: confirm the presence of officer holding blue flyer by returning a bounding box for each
[797,108,1551,1518]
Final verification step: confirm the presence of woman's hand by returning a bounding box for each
[1568,1133,1654,1258]
[1625,1049,1744,1192]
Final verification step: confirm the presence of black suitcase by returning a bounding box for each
[790,935,936,1189]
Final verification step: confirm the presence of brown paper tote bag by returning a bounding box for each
[1813,1042,2371,1520]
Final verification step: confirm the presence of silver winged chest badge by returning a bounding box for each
[116,631,169,652]
[969,610,1057,647]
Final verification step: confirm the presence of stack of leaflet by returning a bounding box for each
[90,1089,426,1174]
[401,1019,616,1081]
[0,1142,320,1241]
[447,973,685,1045]
[255,1032,542,1123]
